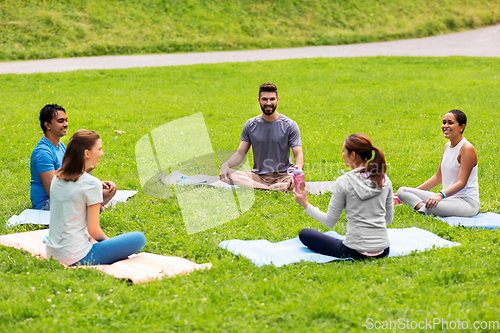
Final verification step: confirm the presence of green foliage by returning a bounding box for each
[1,57,499,331]
[1,0,500,60]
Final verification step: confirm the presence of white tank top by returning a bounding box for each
[441,138,479,203]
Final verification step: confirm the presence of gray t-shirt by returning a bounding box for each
[240,114,301,174]
[46,172,103,265]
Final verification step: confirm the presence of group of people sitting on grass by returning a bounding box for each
[30,82,479,266]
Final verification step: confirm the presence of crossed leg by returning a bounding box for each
[397,187,479,217]
[221,169,291,191]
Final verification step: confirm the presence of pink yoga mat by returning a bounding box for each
[0,230,211,284]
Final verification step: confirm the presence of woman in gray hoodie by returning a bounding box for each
[294,133,393,260]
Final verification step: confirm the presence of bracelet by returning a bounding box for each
[439,190,447,198]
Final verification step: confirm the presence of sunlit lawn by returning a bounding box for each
[0,57,499,332]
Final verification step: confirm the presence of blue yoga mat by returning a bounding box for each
[219,227,460,267]
[438,212,500,229]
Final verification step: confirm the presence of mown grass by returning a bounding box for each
[1,0,500,61]
[0,57,499,332]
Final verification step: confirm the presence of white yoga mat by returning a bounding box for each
[162,170,336,194]
[6,190,138,227]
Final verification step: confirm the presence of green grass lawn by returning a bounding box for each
[1,0,500,61]
[1,57,499,332]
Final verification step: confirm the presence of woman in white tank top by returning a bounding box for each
[397,109,479,217]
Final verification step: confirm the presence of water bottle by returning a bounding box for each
[288,166,305,194]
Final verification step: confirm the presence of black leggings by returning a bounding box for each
[299,228,390,260]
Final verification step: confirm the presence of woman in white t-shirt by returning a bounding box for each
[397,109,479,217]
[46,130,146,266]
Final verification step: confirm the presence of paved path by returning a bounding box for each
[1,25,499,75]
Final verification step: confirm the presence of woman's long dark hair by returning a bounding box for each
[344,133,386,188]
[56,129,100,182]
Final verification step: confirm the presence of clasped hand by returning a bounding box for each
[102,181,116,193]
[425,193,444,209]
[219,164,232,182]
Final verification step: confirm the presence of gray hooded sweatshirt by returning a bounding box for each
[305,169,394,252]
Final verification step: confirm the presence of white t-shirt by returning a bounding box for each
[46,172,103,265]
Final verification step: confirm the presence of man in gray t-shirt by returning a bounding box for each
[219,82,304,191]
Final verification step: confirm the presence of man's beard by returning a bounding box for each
[261,104,277,116]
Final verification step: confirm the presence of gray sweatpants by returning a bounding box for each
[397,187,479,217]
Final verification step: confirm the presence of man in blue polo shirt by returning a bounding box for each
[30,104,116,210]
[30,104,68,210]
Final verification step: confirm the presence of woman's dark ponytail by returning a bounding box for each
[344,134,387,188]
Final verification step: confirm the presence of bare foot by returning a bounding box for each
[414,202,425,210]
[269,183,290,192]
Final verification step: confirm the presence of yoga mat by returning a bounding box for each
[219,227,460,267]
[104,190,138,208]
[6,209,50,227]
[0,229,211,284]
[7,190,138,227]
[437,212,500,229]
[162,170,336,194]
[161,170,242,190]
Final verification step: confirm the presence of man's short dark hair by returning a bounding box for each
[39,104,65,133]
[259,82,278,98]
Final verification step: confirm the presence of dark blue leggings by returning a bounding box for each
[299,228,389,260]
[72,232,146,266]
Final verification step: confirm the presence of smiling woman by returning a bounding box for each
[397,109,479,217]
[46,129,146,266]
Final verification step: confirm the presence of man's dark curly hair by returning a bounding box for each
[39,104,65,133]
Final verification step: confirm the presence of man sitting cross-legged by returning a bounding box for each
[219,82,304,191]
[30,104,117,210]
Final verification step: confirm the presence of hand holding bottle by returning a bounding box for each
[288,166,306,194]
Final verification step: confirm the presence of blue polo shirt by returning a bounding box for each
[30,136,66,209]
